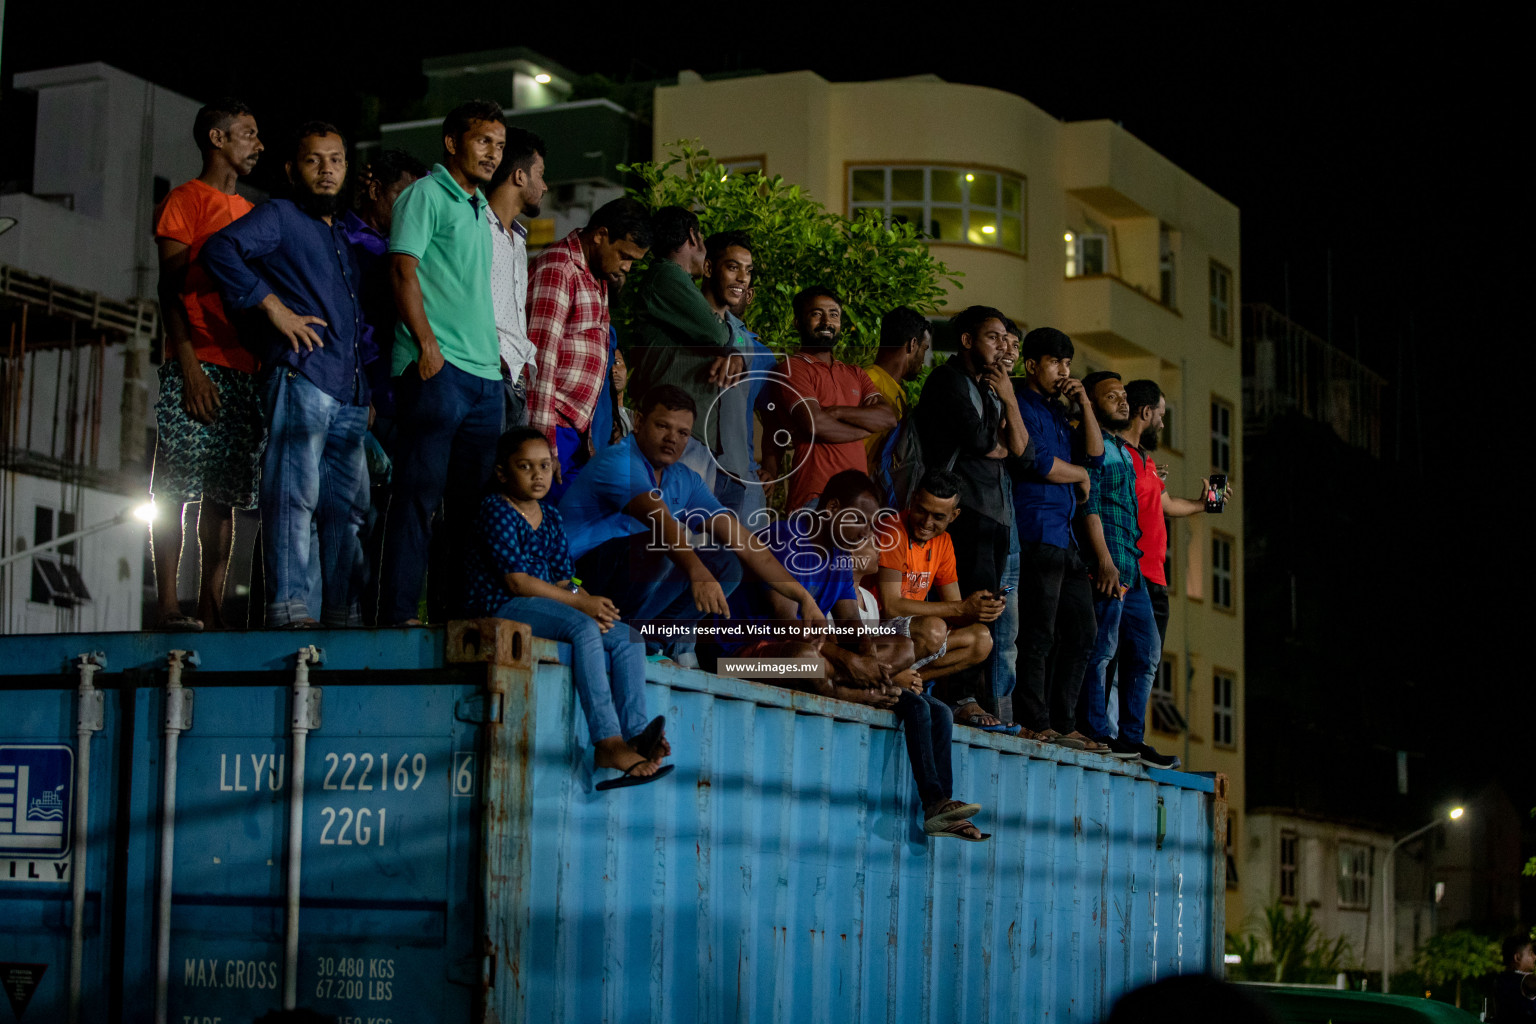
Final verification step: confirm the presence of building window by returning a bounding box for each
[1279,830,1298,903]
[1212,670,1236,748]
[1227,811,1239,890]
[850,166,1025,253]
[1337,842,1372,910]
[1149,658,1187,735]
[1210,398,1232,473]
[1212,533,1234,611]
[30,506,90,607]
[1159,225,1178,308]
[1209,259,1232,340]
[1065,231,1107,276]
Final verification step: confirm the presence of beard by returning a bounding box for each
[523,196,542,218]
[296,187,342,219]
[1101,413,1133,431]
[1139,425,1160,451]
[799,326,838,348]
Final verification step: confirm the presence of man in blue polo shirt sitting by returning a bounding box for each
[559,385,824,661]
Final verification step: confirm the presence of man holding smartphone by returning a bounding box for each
[1119,379,1233,653]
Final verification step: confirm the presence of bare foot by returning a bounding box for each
[594,738,659,778]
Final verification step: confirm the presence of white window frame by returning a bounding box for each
[1209,259,1232,340]
[1279,829,1298,903]
[1337,842,1372,910]
[1210,398,1232,473]
[1212,670,1236,747]
[850,166,1026,254]
[1212,533,1234,611]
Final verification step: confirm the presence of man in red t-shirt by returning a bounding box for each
[150,98,266,630]
[1119,379,1233,648]
[763,287,896,510]
[872,469,1012,732]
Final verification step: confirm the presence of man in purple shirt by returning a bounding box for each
[202,122,369,627]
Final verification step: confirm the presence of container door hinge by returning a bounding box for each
[296,687,323,730]
[165,687,195,730]
[455,693,502,724]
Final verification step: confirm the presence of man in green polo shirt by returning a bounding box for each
[379,98,507,625]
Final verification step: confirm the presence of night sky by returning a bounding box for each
[2,10,1528,812]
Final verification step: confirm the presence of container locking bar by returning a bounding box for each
[68,652,106,1024]
[154,649,198,1024]
[283,646,323,1010]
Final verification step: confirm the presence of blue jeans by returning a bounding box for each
[984,544,1021,718]
[548,424,585,502]
[492,596,648,742]
[1081,583,1161,744]
[259,370,368,626]
[379,362,502,625]
[895,690,955,808]
[575,532,743,650]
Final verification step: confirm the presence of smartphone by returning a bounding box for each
[996,585,1015,596]
[1205,473,1228,514]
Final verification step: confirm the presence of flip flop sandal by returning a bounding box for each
[162,613,203,632]
[1050,734,1088,750]
[923,801,983,830]
[954,705,1011,732]
[595,761,675,792]
[926,818,992,842]
[630,715,668,763]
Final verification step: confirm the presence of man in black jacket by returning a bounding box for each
[912,305,1032,728]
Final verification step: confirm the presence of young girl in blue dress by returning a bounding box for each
[466,427,671,789]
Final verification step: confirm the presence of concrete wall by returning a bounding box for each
[0,471,144,633]
[0,62,203,302]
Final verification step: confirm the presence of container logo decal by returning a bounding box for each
[0,745,74,883]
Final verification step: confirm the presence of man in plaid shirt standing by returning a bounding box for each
[526,198,652,498]
[1076,370,1181,769]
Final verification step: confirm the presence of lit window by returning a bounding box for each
[1337,842,1372,910]
[850,166,1025,253]
[1209,260,1233,340]
[1212,534,1234,611]
[1279,830,1298,903]
[1210,398,1232,473]
[1212,670,1236,747]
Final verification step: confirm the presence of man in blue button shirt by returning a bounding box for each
[559,385,824,659]
[1010,327,1114,751]
[203,122,369,627]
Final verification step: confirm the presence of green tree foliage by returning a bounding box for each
[1414,930,1502,1007]
[618,141,961,368]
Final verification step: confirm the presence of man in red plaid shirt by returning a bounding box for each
[526,198,652,497]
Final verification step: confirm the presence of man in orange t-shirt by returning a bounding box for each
[149,97,266,630]
[873,469,1012,732]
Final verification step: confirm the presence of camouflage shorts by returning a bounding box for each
[150,360,267,510]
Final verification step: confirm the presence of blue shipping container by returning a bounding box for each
[0,621,1226,1023]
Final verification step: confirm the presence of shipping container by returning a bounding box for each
[0,621,1226,1023]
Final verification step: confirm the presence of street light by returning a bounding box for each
[1381,806,1466,993]
[0,499,157,568]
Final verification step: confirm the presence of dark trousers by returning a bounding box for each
[1105,580,1170,722]
[1015,542,1098,733]
[1148,581,1169,654]
[378,363,502,624]
[575,531,744,638]
[933,510,1013,709]
[895,690,954,808]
